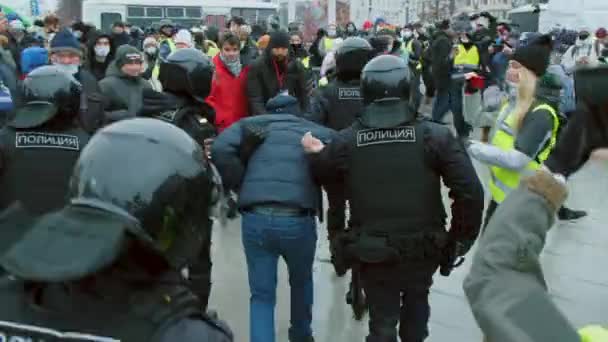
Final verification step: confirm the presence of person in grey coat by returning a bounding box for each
[99,45,151,123]
[211,94,334,342]
[463,169,580,342]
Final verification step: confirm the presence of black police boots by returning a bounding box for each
[558,206,587,221]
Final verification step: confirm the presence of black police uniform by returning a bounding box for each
[0,118,231,342]
[0,66,90,216]
[140,48,217,309]
[308,55,484,342]
[308,37,373,251]
[142,48,216,147]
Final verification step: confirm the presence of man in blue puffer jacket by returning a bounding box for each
[212,94,334,342]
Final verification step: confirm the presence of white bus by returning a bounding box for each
[82,0,278,31]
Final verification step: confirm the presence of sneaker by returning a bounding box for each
[558,207,587,221]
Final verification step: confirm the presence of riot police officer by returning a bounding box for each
[139,48,217,308]
[0,65,90,216]
[302,55,484,342]
[0,118,232,342]
[307,37,373,274]
[140,48,216,148]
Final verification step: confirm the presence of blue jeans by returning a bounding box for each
[431,81,470,138]
[242,212,317,342]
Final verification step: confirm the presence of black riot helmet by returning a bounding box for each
[10,65,82,129]
[159,48,213,103]
[361,54,411,105]
[336,37,373,82]
[0,118,219,282]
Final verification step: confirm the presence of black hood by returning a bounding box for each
[87,32,115,64]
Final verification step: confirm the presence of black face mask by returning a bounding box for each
[291,43,302,50]
[579,33,590,40]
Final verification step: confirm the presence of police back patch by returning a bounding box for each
[15,132,80,151]
[357,126,416,147]
[0,320,120,341]
[338,87,361,100]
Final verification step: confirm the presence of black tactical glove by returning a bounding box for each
[138,88,174,117]
[439,238,473,277]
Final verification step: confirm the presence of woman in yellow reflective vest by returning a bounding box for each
[468,38,561,224]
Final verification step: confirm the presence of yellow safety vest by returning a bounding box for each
[152,38,177,80]
[489,103,560,203]
[580,325,608,342]
[324,38,335,52]
[301,56,310,69]
[405,40,422,71]
[206,40,220,58]
[454,44,480,69]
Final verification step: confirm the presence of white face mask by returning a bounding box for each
[73,30,82,39]
[94,45,110,57]
[145,46,157,55]
[327,29,336,36]
[402,30,413,39]
[54,63,79,75]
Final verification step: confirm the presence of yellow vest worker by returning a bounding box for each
[153,37,176,80]
[323,37,335,53]
[580,325,608,342]
[404,39,422,71]
[454,44,480,70]
[488,103,560,203]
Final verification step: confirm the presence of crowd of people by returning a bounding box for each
[0,8,607,342]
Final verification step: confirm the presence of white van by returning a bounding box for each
[82,0,278,31]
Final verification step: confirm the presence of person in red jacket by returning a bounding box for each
[207,32,250,132]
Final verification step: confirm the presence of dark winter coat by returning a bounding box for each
[98,58,151,122]
[246,51,308,115]
[212,97,334,210]
[431,30,453,91]
[85,34,115,81]
[240,38,259,67]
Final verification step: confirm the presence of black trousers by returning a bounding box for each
[326,188,346,237]
[361,261,439,342]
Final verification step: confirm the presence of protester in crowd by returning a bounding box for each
[595,27,607,55]
[247,31,308,115]
[562,28,599,72]
[71,21,95,63]
[431,20,462,131]
[228,16,258,67]
[49,28,102,133]
[42,14,60,43]
[6,19,28,76]
[319,24,339,58]
[110,21,132,50]
[0,35,17,103]
[174,29,194,49]
[99,45,151,123]
[86,32,114,81]
[158,19,176,62]
[344,22,358,37]
[207,32,250,132]
[20,40,48,77]
[212,93,334,342]
[141,35,159,80]
[468,36,561,224]
[319,37,343,84]
[289,31,309,66]
[192,28,219,58]
[309,28,326,67]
